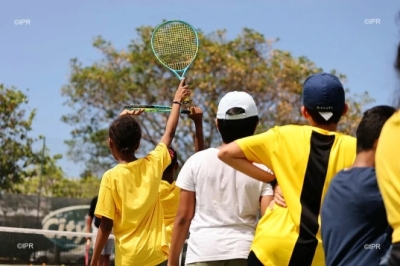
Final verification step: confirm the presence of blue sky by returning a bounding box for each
[1,0,399,178]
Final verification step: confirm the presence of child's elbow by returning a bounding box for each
[176,215,193,226]
[217,148,229,161]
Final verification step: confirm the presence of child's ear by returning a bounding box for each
[301,106,309,119]
[108,138,113,149]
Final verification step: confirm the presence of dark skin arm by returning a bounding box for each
[160,79,190,147]
[167,189,195,266]
[86,215,93,241]
[188,106,204,152]
[90,217,113,266]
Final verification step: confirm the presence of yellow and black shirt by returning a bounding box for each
[236,125,356,266]
[376,111,400,266]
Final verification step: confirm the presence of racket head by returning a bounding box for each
[151,20,199,76]
[124,105,191,114]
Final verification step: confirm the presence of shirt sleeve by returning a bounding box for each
[376,112,400,246]
[176,155,196,192]
[94,172,115,221]
[260,183,273,196]
[145,143,172,173]
[235,126,279,170]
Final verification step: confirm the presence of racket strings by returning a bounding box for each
[152,22,197,70]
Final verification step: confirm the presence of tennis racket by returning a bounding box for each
[85,239,90,266]
[151,20,199,104]
[124,104,191,114]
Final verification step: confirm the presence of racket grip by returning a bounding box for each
[181,110,191,114]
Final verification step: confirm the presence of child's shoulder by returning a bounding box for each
[189,148,218,159]
[145,142,169,159]
[102,165,124,179]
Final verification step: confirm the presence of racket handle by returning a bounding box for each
[181,110,191,114]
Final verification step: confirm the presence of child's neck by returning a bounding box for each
[117,154,138,164]
[351,150,375,168]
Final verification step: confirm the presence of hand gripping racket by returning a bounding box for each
[124,104,191,114]
[151,20,199,104]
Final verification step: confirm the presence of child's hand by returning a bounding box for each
[173,78,190,103]
[189,106,203,124]
[269,185,286,210]
[119,109,145,116]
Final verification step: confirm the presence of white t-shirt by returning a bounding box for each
[176,148,273,264]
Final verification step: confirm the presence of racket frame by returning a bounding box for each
[124,105,191,114]
[151,20,199,104]
[151,20,199,80]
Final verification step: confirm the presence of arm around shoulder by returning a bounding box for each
[218,142,275,183]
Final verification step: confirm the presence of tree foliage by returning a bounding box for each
[0,85,41,192]
[15,151,100,198]
[61,25,373,176]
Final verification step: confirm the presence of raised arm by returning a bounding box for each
[188,106,204,152]
[160,79,190,147]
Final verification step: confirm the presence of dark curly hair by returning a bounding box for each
[109,115,142,154]
[356,105,396,153]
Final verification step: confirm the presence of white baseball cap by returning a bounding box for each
[216,91,258,120]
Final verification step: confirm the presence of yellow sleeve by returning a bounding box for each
[235,126,279,169]
[376,111,400,244]
[145,143,172,172]
[95,172,115,220]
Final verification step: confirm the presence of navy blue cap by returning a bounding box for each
[302,72,345,121]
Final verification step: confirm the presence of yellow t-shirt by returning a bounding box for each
[376,111,400,252]
[159,180,180,243]
[95,143,171,266]
[236,125,356,266]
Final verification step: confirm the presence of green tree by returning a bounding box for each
[0,85,40,192]
[15,151,100,198]
[61,25,373,176]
